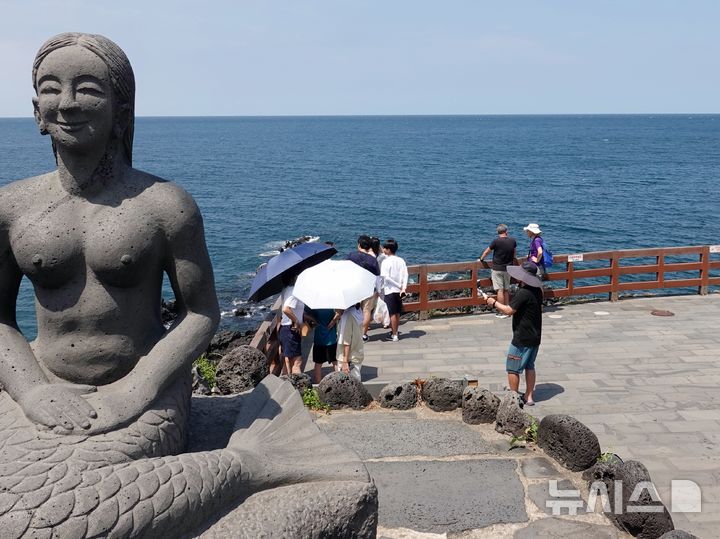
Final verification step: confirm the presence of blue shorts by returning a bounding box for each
[279,325,302,358]
[505,343,539,374]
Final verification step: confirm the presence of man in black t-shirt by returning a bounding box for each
[478,224,517,318]
[486,262,543,405]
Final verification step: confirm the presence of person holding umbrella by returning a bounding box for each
[248,242,337,375]
[485,262,544,406]
[293,260,378,382]
[278,274,317,375]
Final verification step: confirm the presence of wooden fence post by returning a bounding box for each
[610,254,619,301]
[700,246,710,295]
[419,265,429,320]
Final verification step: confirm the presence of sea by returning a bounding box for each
[1,115,719,339]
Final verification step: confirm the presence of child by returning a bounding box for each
[308,308,339,384]
[336,303,364,382]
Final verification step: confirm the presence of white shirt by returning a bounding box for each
[381,255,408,295]
[280,286,304,326]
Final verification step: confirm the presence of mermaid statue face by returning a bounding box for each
[33,45,115,153]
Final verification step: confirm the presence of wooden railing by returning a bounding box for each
[249,297,282,362]
[405,245,720,318]
[251,245,720,361]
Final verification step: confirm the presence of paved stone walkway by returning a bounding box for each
[318,407,628,538]
[354,294,720,538]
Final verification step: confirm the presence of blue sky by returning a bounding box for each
[1,0,718,116]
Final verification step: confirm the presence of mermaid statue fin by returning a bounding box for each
[229,375,369,485]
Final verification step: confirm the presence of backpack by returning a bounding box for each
[540,238,553,267]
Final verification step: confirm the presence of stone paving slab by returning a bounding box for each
[307,294,720,538]
[368,459,527,533]
[512,517,621,538]
[319,413,498,458]
[520,457,563,479]
[317,408,631,538]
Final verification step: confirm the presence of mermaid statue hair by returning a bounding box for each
[32,32,136,165]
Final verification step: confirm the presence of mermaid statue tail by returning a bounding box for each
[0,375,372,538]
[230,374,369,488]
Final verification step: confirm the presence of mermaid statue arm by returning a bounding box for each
[83,184,221,434]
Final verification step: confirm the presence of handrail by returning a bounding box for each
[404,245,720,318]
[251,244,720,361]
[248,297,282,363]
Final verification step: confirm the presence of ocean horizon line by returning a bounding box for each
[1,112,719,121]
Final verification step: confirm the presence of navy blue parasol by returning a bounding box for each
[248,242,337,302]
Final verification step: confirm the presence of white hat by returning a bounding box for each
[523,223,542,235]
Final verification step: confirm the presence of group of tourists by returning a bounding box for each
[278,235,408,384]
[479,222,550,406]
[278,223,547,400]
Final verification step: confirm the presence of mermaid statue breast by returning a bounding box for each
[0,33,375,538]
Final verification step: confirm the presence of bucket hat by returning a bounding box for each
[523,223,542,235]
[507,262,543,288]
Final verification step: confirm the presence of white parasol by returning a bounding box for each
[293,260,377,309]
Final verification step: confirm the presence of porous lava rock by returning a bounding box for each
[658,531,699,539]
[495,391,531,436]
[280,373,313,394]
[537,414,601,472]
[207,330,253,356]
[582,454,623,483]
[378,382,418,410]
[658,530,699,539]
[584,459,674,538]
[192,366,212,396]
[215,345,269,394]
[461,387,500,424]
[161,298,178,325]
[420,378,463,412]
[318,372,372,410]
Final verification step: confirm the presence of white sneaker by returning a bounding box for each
[495,313,510,319]
[391,334,399,342]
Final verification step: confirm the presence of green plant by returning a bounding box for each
[509,417,539,448]
[525,417,539,443]
[193,354,217,389]
[302,388,331,413]
[598,451,615,463]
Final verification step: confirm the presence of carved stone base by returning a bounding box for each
[195,481,378,538]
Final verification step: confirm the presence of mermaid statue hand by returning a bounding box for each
[18,383,97,433]
[81,377,159,435]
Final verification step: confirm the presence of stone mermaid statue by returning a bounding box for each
[0,33,374,538]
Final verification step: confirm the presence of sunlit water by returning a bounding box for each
[2,115,718,338]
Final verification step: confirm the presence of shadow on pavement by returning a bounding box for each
[367,329,427,342]
[533,382,565,402]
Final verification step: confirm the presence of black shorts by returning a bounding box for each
[312,343,337,364]
[279,325,302,358]
[385,292,403,316]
